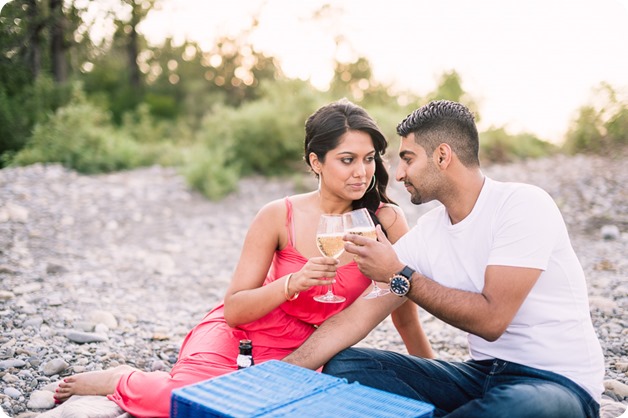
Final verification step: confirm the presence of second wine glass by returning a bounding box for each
[314,214,346,303]
[343,208,390,299]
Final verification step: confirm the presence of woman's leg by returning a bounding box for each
[54,365,136,401]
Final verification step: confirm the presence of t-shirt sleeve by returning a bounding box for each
[487,185,562,270]
[393,227,416,268]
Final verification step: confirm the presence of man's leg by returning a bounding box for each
[446,359,599,418]
[322,347,489,417]
[447,382,588,418]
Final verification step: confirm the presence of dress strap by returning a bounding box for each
[284,198,296,247]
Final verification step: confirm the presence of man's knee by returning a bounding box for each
[322,348,372,378]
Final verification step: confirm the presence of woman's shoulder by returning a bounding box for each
[256,193,315,219]
[376,203,409,237]
[377,203,406,221]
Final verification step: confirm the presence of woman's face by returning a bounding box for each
[312,130,377,201]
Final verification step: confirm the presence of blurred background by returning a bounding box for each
[1,0,627,199]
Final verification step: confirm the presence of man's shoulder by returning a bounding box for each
[486,178,553,205]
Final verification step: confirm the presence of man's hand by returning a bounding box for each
[343,225,405,283]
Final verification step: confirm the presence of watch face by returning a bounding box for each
[390,275,410,296]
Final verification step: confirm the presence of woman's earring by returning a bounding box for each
[366,175,376,192]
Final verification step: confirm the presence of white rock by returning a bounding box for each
[88,310,118,329]
[600,224,620,240]
[604,379,628,398]
[5,202,29,222]
[26,390,55,410]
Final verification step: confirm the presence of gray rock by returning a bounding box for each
[1,156,626,416]
[41,358,69,376]
[66,330,108,344]
[3,387,21,399]
[0,359,26,370]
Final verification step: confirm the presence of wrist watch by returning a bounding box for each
[389,266,415,297]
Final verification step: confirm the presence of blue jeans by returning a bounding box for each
[322,348,599,418]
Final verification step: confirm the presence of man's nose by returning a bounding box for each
[395,164,404,182]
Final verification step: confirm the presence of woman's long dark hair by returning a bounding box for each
[304,99,397,230]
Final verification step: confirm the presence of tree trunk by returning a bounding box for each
[26,0,41,79]
[50,0,67,83]
[128,1,141,89]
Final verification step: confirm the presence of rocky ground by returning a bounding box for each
[0,152,626,417]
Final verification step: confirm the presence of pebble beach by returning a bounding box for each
[0,152,626,417]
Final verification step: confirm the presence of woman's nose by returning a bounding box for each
[354,162,367,177]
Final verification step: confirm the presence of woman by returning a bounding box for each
[54,99,433,417]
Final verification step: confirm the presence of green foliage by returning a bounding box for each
[0,75,73,163]
[5,0,627,203]
[181,143,240,201]
[178,79,323,199]
[479,128,557,164]
[12,92,133,173]
[199,79,322,177]
[563,83,628,154]
[10,89,182,173]
[425,70,482,123]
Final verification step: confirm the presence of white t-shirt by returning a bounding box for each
[394,177,604,401]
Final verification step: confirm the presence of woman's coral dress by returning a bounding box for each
[108,199,371,417]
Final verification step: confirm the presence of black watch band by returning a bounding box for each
[398,266,415,280]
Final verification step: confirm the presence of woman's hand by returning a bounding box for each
[288,256,339,294]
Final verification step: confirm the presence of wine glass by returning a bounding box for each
[343,208,389,299]
[314,214,346,303]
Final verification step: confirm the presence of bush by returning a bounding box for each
[563,82,628,155]
[198,80,322,177]
[11,92,146,173]
[479,128,557,164]
[181,143,240,200]
[0,76,73,164]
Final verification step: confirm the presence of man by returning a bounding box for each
[283,100,604,418]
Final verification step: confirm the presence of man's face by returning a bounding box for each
[395,134,440,205]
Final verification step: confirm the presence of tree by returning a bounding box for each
[50,0,68,82]
[426,70,481,122]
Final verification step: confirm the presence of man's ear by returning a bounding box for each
[434,144,452,168]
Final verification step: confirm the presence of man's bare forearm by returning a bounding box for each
[284,294,402,368]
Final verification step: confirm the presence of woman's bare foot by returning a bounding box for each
[54,365,136,403]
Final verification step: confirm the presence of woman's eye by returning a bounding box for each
[341,158,353,164]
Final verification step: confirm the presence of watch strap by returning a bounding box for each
[398,265,415,280]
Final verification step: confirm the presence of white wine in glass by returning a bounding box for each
[343,208,390,299]
[314,214,346,303]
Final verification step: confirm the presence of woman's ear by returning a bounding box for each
[309,152,321,174]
